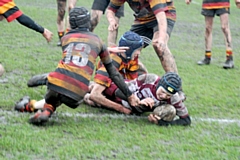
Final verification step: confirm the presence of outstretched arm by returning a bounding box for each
[16,14,53,42]
[89,84,131,114]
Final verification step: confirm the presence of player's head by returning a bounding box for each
[118,31,143,61]
[157,72,182,95]
[69,7,91,29]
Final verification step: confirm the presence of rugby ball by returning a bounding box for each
[153,104,176,121]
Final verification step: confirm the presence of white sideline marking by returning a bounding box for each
[1,110,240,124]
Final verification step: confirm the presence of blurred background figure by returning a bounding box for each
[56,0,77,46]
[90,0,124,47]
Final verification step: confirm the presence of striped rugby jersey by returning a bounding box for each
[105,73,189,118]
[47,29,112,102]
[0,0,22,22]
[108,0,175,24]
[202,0,230,9]
[94,52,140,87]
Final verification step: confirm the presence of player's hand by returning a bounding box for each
[108,46,129,53]
[139,98,154,109]
[108,20,118,31]
[148,114,160,124]
[43,28,53,43]
[153,38,166,53]
[119,107,132,115]
[236,0,240,8]
[185,0,191,5]
[128,94,140,107]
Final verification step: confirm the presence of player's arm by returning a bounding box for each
[148,114,191,126]
[16,14,44,33]
[16,14,53,42]
[106,1,124,31]
[99,47,140,106]
[159,115,191,126]
[89,84,131,114]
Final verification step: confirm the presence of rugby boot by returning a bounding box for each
[27,73,49,87]
[197,56,211,65]
[29,104,55,125]
[223,56,234,69]
[15,96,36,113]
[57,40,61,46]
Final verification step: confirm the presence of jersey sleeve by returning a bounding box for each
[170,93,189,118]
[95,52,122,87]
[108,0,125,13]
[149,0,168,15]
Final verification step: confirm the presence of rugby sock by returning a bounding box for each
[25,100,37,112]
[33,99,45,109]
[65,28,70,33]
[42,103,56,117]
[205,50,211,58]
[226,50,233,59]
[58,31,65,40]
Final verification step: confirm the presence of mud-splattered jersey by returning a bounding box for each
[0,0,22,22]
[47,29,112,101]
[108,0,174,24]
[105,73,189,118]
[202,0,230,9]
[94,52,140,87]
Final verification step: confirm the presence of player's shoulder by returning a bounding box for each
[138,73,159,83]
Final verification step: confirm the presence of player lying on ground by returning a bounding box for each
[14,7,140,125]
[85,72,191,126]
[15,31,148,114]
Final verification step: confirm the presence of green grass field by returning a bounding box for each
[0,0,239,159]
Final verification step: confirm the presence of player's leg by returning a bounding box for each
[15,96,45,112]
[90,0,108,32]
[90,10,103,32]
[198,9,214,65]
[152,22,178,73]
[27,73,49,87]
[144,7,178,73]
[218,9,234,69]
[29,90,61,125]
[66,0,77,32]
[56,0,67,46]
[152,32,178,73]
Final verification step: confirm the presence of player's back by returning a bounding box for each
[47,29,105,101]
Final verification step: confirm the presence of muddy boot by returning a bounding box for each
[197,56,211,65]
[15,96,32,112]
[27,73,49,87]
[29,105,55,125]
[223,56,234,69]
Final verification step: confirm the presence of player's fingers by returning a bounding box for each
[154,115,161,120]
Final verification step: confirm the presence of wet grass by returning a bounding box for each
[0,0,239,159]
